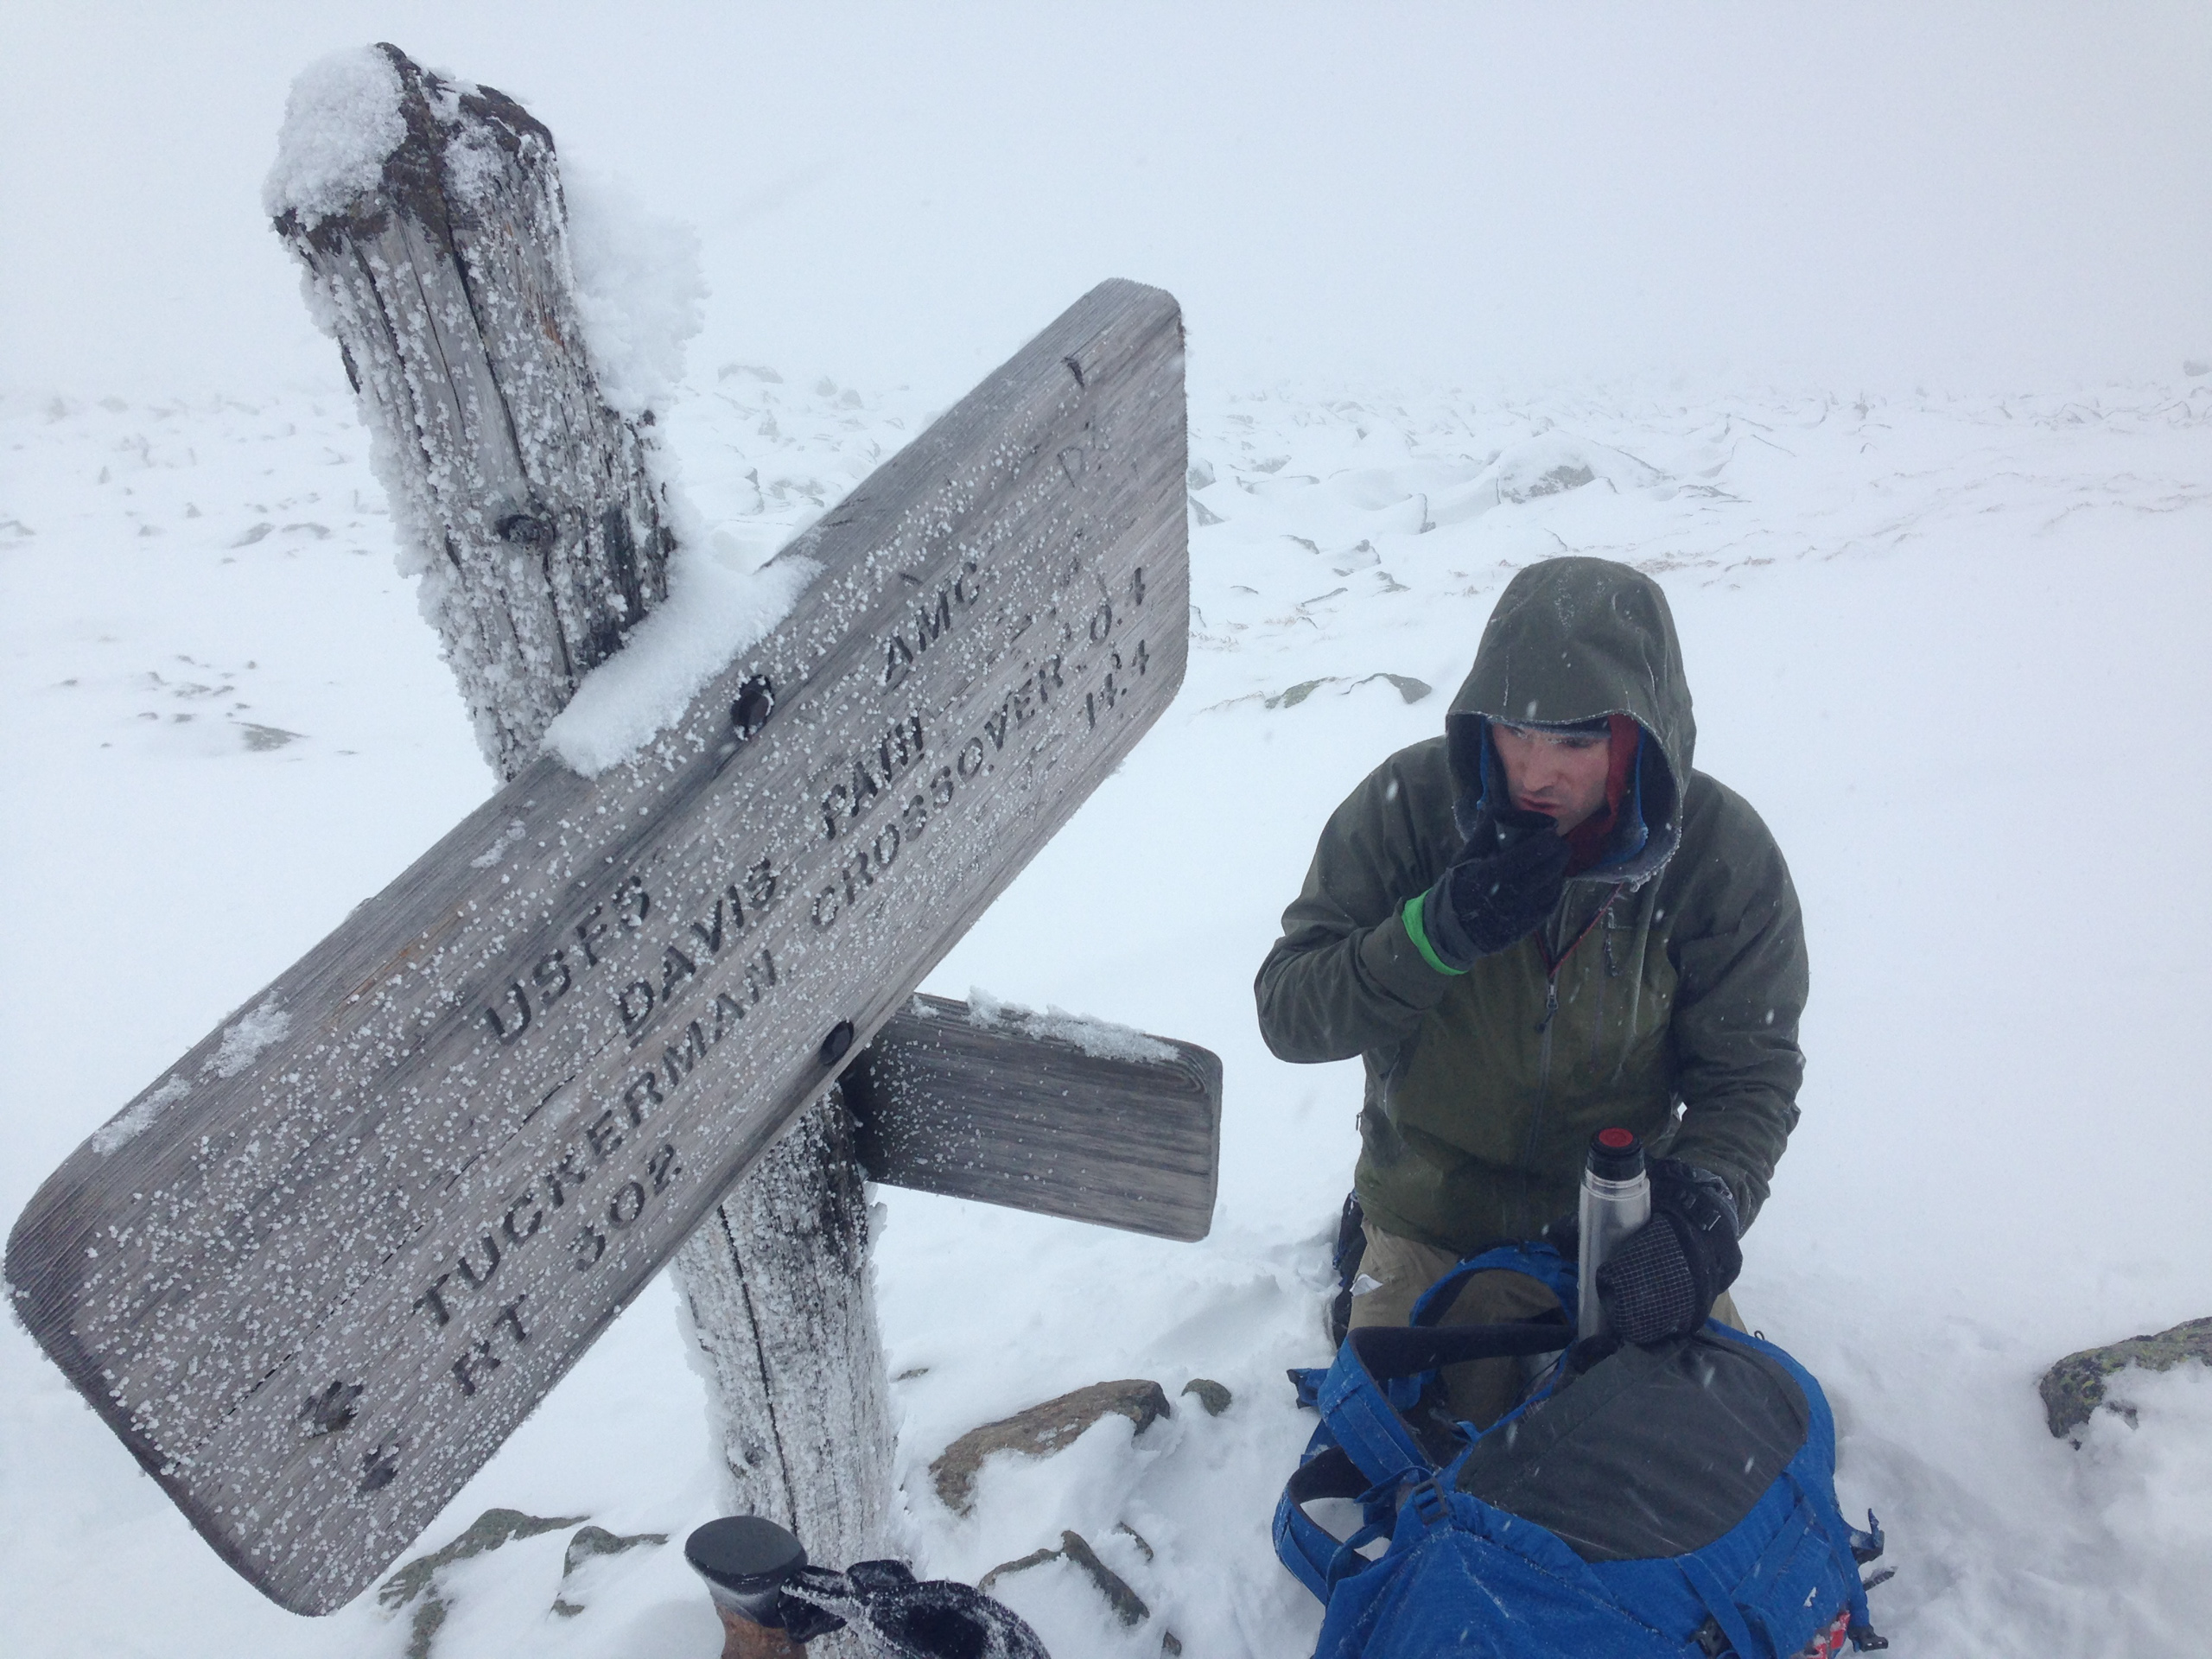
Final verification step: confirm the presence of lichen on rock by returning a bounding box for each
[2038,1316,2212,1440]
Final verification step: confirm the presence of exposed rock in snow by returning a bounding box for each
[1427,432,1673,527]
[1263,671,1431,710]
[378,1509,586,1659]
[982,1529,1151,1626]
[2041,1317,2212,1440]
[931,1380,1173,1514]
[550,1525,667,1618]
[1180,1378,1234,1416]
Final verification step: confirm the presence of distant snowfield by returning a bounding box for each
[3,366,2209,1658]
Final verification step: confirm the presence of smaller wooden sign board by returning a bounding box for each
[850,995,1221,1243]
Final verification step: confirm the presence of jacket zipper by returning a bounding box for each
[1514,882,1627,1224]
[1534,883,1624,1034]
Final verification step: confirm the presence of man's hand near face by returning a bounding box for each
[1416,804,1571,969]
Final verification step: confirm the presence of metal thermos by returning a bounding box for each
[1576,1127,1650,1342]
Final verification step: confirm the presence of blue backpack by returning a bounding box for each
[1275,1243,1889,1659]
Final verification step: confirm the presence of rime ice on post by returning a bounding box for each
[676,1098,888,1575]
[267,41,894,1599]
[268,44,675,776]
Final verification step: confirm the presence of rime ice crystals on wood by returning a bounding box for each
[673,1092,889,1578]
[5,276,1187,1614]
[271,44,676,777]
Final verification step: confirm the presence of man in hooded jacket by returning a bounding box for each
[1255,556,1806,1425]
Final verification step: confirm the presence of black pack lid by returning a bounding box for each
[1586,1127,1644,1182]
[685,1516,807,1593]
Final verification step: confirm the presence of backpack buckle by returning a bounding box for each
[1402,1478,1450,1527]
[1848,1509,1885,1565]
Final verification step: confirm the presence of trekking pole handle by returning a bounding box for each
[686,1516,812,1658]
[714,1612,807,1659]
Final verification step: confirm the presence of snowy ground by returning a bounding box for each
[4,362,2210,1659]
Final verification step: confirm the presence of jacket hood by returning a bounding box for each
[1447,556,1696,887]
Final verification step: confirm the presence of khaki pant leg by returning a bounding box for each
[1711,1287,1747,1332]
[1344,1224,1460,1332]
[1344,1225,1565,1430]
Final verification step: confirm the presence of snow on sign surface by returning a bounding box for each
[211,995,291,1077]
[3,278,1187,1618]
[88,1077,191,1156]
[541,549,817,778]
[963,986,1178,1065]
[539,166,808,773]
[88,999,287,1154]
[261,48,405,225]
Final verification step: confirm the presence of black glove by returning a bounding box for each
[1421,806,1570,967]
[1594,1160,1744,1344]
[784,1560,1049,1659]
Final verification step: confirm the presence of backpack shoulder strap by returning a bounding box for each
[1272,1442,1395,1600]
[1312,1325,1436,1489]
[1407,1240,1579,1328]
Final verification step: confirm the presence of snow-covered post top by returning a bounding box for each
[268,42,680,779]
[263,46,414,237]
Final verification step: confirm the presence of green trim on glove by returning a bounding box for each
[1402,892,1468,976]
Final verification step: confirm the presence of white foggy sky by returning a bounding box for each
[3,1,2208,402]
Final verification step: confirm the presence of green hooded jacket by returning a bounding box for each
[1255,557,1806,1255]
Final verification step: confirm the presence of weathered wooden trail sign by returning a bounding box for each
[7,277,1188,1614]
[849,995,1220,1243]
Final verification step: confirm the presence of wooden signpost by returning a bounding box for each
[6,265,1197,1613]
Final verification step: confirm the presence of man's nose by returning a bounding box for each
[1523,748,1567,791]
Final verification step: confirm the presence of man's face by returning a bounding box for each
[1491,721,1612,835]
